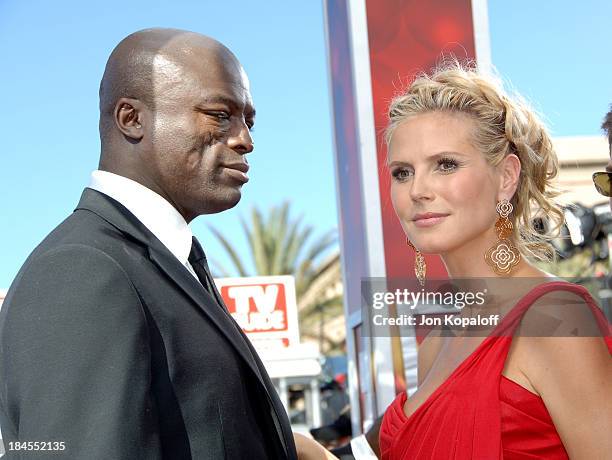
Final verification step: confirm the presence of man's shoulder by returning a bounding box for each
[12,203,146,292]
[1,210,149,329]
[33,200,142,261]
[39,202,119,248]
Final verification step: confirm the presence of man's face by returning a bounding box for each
[141,46,255,221]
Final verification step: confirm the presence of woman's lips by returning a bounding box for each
[412,213,449,228]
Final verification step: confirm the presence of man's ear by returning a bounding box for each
[498,153,521,200]
[114,97,145,141]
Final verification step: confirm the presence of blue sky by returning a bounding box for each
[1,0,610,288]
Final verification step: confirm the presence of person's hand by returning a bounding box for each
[294,432,339,460]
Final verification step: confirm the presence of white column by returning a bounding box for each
[471,0,492,74]
[310,378,322,428]
[278,377,289,413]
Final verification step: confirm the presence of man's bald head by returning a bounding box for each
[97,28,255,221]
[98,28,239,144]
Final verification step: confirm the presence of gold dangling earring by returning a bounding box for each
[484,199,521,275]
[406,237,426,286]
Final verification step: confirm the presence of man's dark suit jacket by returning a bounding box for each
[0,188,298,459]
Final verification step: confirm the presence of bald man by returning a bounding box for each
[0,29,297,459]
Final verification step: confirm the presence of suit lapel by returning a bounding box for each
[241,329,297,459]
[146,247,266,385]
[154,250,294,458]
[75,189,265,384]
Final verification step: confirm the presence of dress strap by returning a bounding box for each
[492,280,610,338]
[480,281,612,378]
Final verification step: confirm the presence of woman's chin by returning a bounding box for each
[411,240,451,255]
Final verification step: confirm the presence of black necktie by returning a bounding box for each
[188,237,225,309]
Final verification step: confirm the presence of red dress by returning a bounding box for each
[379,282,612,459]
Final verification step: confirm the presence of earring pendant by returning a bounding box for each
[485,199,521,275]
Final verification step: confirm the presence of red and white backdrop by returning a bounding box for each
[324,0,489,432]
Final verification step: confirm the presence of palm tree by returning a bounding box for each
[208,202,345,354]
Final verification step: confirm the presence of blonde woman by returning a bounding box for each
[379,63,611,459]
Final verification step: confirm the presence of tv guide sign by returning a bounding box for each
[214,275,300,350]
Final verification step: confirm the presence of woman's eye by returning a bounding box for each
[438,158,458,172]
[392,168,412,181]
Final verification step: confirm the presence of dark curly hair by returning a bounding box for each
[602,106,612,154]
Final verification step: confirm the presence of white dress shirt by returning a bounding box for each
[88,170,200,280]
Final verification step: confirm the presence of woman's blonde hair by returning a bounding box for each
[385,60,563,261]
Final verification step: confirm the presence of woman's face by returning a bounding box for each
[388,111,501,255]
